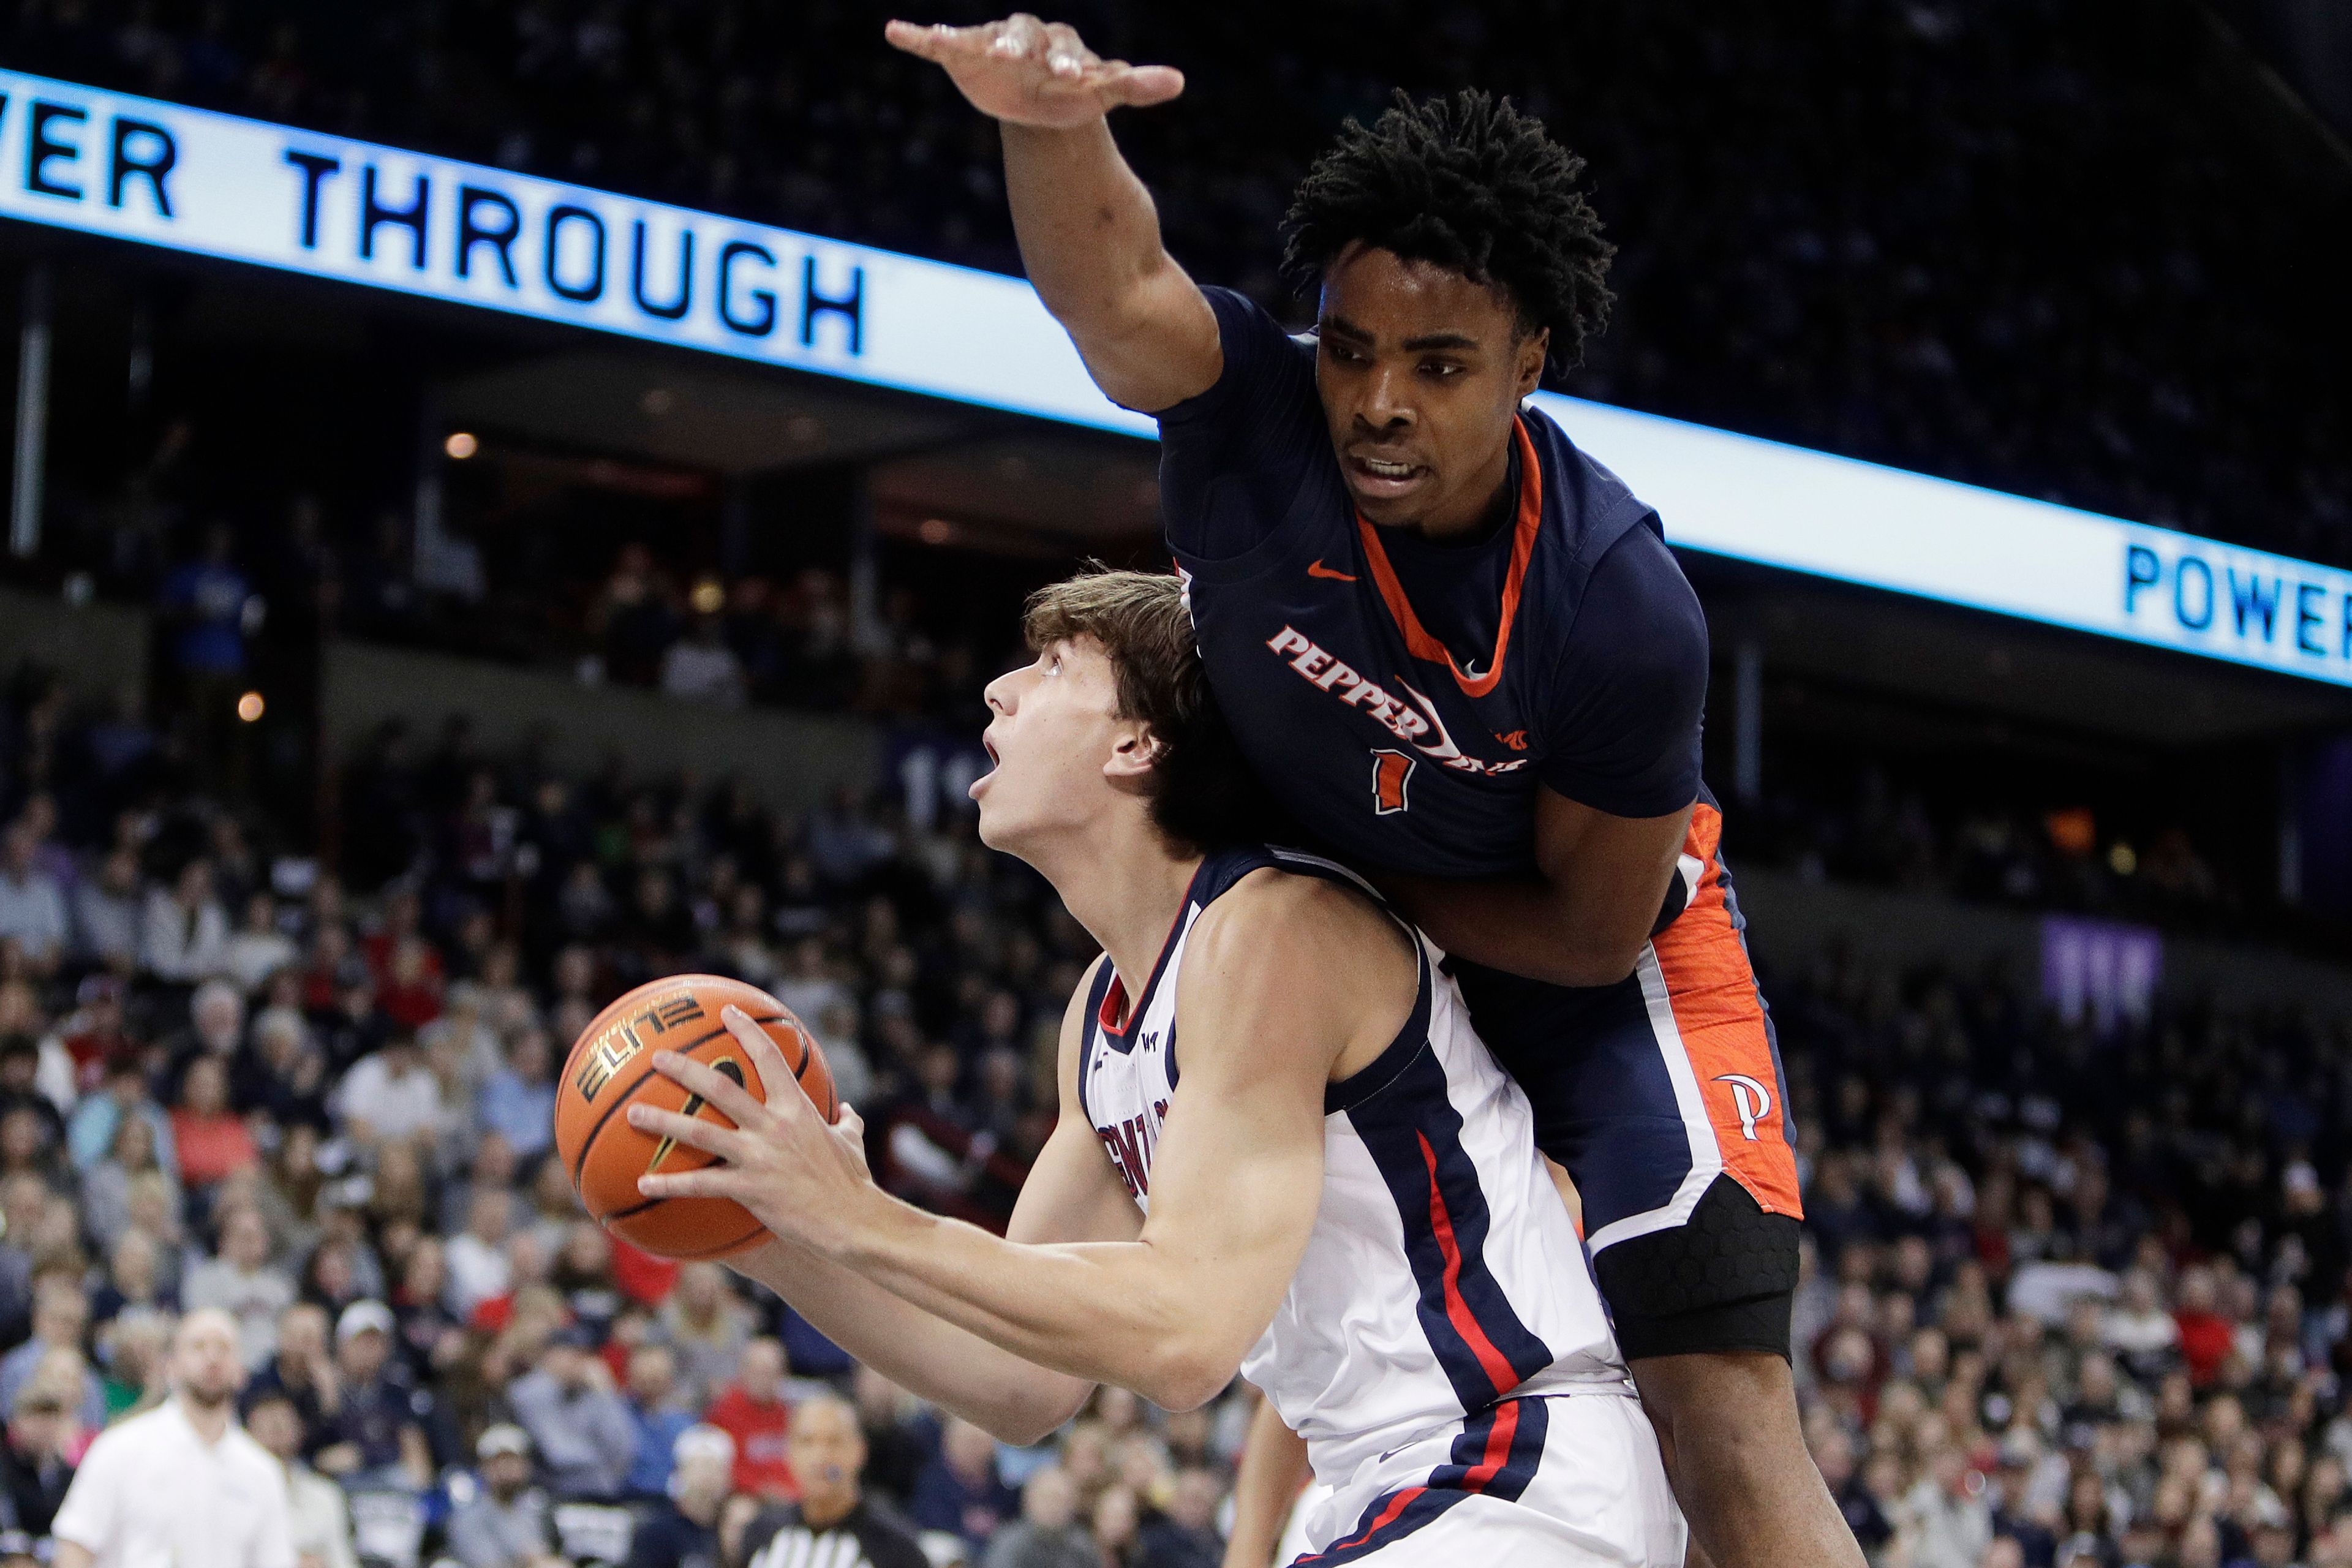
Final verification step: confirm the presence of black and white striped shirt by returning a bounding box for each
[741,1501,927,1568]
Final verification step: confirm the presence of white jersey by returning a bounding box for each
[1077,846,1630,1488]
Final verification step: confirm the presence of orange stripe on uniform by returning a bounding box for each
[1649,803,1804,1218]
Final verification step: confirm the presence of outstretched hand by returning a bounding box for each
[884,14,1183,128]
[629,1005,875,1254]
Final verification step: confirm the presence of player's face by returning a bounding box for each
[972,638,1144,853]
[1314,243,1547,534]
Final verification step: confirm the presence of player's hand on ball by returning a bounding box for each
[628,1006,872,1253]
[883,14,1183,127]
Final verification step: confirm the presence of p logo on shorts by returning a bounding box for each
[1713,1072,1772,1141]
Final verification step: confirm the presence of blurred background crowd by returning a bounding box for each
[0,668,2346,1568]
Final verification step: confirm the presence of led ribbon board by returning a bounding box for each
[0,67,2345,689]
[1532,395,2352,690]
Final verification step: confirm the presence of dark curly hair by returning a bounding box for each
[1281,89,1616,374]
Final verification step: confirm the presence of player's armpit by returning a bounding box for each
[1380,786,1692,988]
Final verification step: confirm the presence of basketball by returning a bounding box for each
[554,974,839,1261]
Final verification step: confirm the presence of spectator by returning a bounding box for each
[140,859,230,986]
[477,1027,557,1163]
[2173,1267,2232,1389]
[180,1205,295,1370]
[329,1033,443,1147]
[444,1190,516,1321]
[168,1055,257,1189]
[244,1303,339,1455]
[50,1309,293,1568]
[657,1264,752,1408]
[52,976,137,1101]
[622,1343,699,1501]
[0,1278,103,1434]
[311,1300,433,1491]
[446,1425,557,1568]
[69,854,141,974]
[91,1229,176,1329]
[913,1418,1018,1553]
[660,617,748,708]
[625,1425,733,1568]
[981,1467,1095,1568]
[1899,1445,1994,1568]
[1138,1468,1222,1568]
[0,1375,75,1537]
[221,893,296,995]
[161,980,245,1087]
[742,1395,926,1568]
[66,1060,174,1178]
[505,1326,636,1501]
[244,1390,357,1568]
[703,1338,794,1503]
[96,1308,172,1420]
[0,827,67,978]
[851,1368,932,1507]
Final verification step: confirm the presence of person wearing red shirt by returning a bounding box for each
[2172,1265,2233,1387]
[377,936,444,1031]
[169,1055,257,1188]
[703,1338,796,1501]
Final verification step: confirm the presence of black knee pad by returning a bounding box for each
[1593,1174,1801,1362]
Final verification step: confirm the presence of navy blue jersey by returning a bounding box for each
[1158,287,1709,880]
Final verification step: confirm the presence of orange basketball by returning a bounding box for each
[554,974,838,1261]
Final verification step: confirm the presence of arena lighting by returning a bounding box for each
[443,431,478,459]
[0,67,2346,690]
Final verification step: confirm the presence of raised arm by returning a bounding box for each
[724,962,1139,1443]
[635,875,1413,1413]
[885,15,1221,412]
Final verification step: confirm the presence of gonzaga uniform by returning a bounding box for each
[1080,845,1683,1566]
[1155,288,1802,1361]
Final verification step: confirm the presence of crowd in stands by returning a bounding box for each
[2,0,2346,571]
[0,652,2349,1567]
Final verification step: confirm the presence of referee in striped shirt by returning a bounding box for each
[741,1396,925,1568]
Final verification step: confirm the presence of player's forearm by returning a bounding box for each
[834,1191,1248,1412]
[1382,872,1648,987]
[729,1237,1091,1444]
[1001,120,1174,333]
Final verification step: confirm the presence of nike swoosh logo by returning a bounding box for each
[1307,559,1357,582]
[649,1057,745,1172]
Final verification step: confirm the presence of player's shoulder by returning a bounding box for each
[1521,402,1667,567]
[1186,853,1412,981]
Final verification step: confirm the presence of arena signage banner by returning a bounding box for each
[0,67,2346,691]
[1539,396,2352,690]
[0,66,1139,431]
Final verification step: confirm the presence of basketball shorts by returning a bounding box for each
[1452,812,1803,1362]
[1287,1391,1686,1566]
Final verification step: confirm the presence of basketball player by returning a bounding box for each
[884,18,1856,1568]
[628,570,1684,1565]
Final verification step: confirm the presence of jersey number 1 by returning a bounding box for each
[1371,750,1415,815]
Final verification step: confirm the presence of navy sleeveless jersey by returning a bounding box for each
[1157,287,1709,880]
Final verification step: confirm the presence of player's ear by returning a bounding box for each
[1101,722,1165,785]
[1517,326,1549,396]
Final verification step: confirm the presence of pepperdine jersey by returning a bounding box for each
[1156,287,1709,881]
[1076,845,1629,1486]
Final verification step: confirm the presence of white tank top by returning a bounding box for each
[1076,846,1630,1485]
